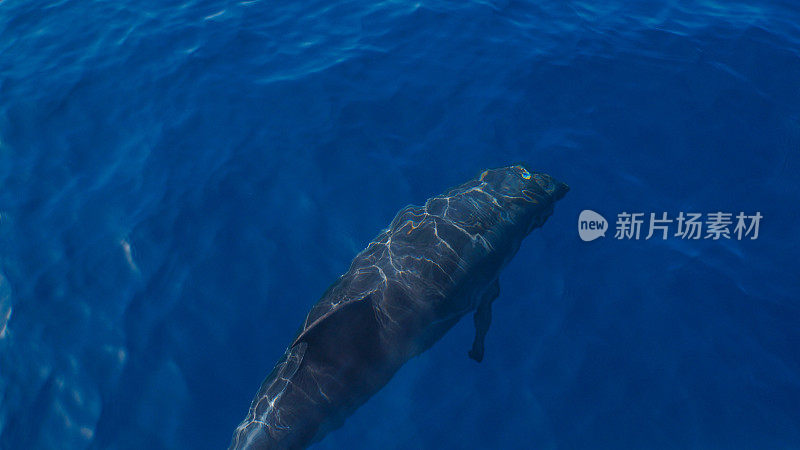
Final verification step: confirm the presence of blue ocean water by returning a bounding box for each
[1,0,799,448]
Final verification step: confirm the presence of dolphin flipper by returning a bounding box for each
[468,279,500,363]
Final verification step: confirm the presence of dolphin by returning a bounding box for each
[229,165,568,449]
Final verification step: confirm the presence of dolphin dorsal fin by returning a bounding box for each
[291,294,376,349]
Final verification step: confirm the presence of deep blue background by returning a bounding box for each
[1,0,799,448]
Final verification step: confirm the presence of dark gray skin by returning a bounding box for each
[230,165,568,449]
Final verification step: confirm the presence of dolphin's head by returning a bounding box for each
[477,164,569,236]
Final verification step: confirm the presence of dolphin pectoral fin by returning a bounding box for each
[468,280,500,363]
